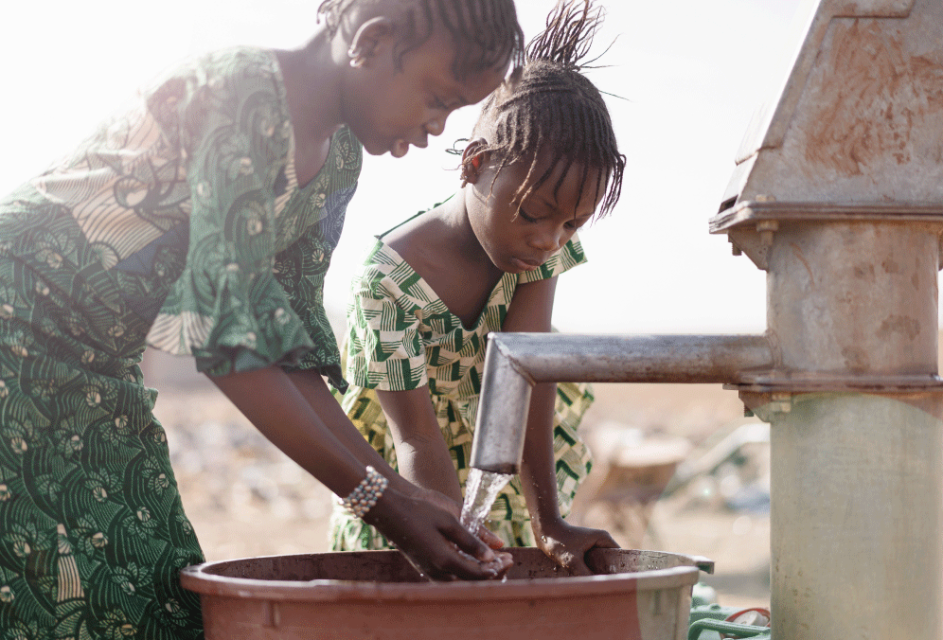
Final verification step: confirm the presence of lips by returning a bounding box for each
[512,257,542,271]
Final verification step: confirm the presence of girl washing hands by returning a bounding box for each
[0,0,524,637]
[331,0,626,574]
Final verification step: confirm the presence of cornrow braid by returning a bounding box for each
[316,0,525,80]
[469,0,625,218]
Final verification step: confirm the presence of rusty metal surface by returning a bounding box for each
[766,222,939,376]
[708,1,943,637]
[722,0,942,210]
[732,0,917,169]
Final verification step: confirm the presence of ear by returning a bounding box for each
[461,138,490,185]
[348,17,395,67]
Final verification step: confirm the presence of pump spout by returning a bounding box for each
[468,332,774,475]
[468,337,533,475]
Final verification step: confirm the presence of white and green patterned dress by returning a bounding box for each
[330,224,593,550]
[0,47,361,638]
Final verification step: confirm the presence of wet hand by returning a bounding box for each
[412,486,506,550]
[534,519,619,576]
[365,487,510,581]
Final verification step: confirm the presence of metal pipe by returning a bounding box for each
[486,333,773,384]
[469,334,773,474]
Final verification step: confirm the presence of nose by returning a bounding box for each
[425,114,446,138]
[531,226,567,252]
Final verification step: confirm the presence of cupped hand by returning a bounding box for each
[534,519,619,576]
[412,486,506,550]
[365,486,512,581]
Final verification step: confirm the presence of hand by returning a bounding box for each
[533,518,619,576]
[364,486,512,581]
[412,486,507,551]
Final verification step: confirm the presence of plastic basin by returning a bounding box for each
[181,547,711,640]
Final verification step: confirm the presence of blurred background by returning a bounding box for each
[3,0,939,608]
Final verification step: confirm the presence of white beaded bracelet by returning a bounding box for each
[337,466,389,519]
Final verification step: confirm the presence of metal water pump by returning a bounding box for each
[469,0,943,638]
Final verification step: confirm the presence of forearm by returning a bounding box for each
[394,431,464,502]
[285,369,418,497]
[210,366,505,580]
[519,381,565,533]
[208,365,369,496]
[375,386,463,502]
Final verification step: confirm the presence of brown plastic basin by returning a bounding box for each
[181,548,711,640]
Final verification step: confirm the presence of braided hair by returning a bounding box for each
[469,0,625,218]
[317,0,525,80]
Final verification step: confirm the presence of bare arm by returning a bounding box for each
[503,278,565,528]
[208,365,504,579]
[376,386,464,503]
[284,369,418,496]
[504,278,618,572]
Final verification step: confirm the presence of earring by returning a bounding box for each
[461,156,481,187]
[348,47,365,68]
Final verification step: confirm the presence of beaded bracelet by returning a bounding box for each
[337,466,389,519]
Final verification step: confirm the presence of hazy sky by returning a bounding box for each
[3,0,933,335]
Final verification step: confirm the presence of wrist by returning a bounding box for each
[337,466,389,519]
[531,513,567,538]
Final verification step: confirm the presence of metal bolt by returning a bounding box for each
[771,392,792,414]
[757,221,779,247]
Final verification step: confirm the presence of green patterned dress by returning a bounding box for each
[0,47,361,639]
[330,225,593,550]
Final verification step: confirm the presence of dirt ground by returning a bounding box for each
[148,349,773,610]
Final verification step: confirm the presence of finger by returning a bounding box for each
[568,557,593,576]
[446,546,508,580]
[477,525,505,549]
[554,549,593,576]
[444,519,496,563]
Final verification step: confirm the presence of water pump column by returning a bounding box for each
[710,0,943,635]
[762,221,943,639]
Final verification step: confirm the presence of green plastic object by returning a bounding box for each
[688,604,771,640]
[688,618,771,640]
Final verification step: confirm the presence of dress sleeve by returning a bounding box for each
[143,49,327,377]
[343,248,429,392]
[272,161,359,392]
[518,233,588,284]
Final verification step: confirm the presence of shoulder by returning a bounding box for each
[352,241,410,296]
[349,240,435,316]
[150,47,280,93]
[144,47,287,140]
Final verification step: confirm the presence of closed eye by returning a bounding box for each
[518,207,541,223]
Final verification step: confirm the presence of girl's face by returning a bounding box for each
[465,151,605,274]
[343,28,508,158]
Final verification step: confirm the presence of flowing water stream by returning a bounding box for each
[460,468,513,535]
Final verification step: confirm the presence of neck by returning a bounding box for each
[275,31,345,148]
[437,190,497,269]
